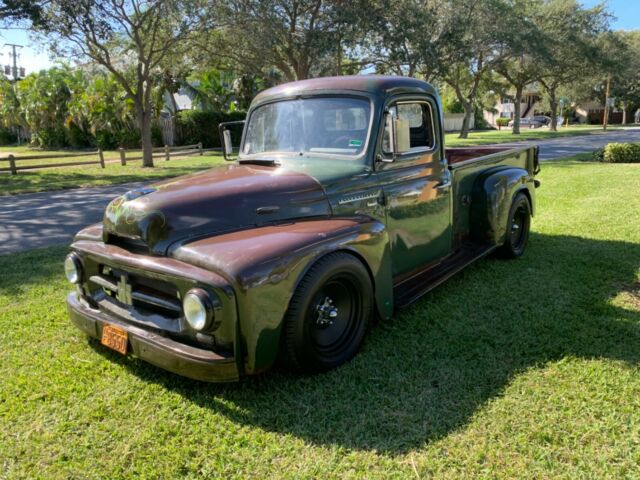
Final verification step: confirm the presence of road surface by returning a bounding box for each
[1,128,638,255]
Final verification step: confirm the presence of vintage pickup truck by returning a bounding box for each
[65,76,540,382]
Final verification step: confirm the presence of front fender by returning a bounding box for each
[470,167,535,246]
[172,218,393,375]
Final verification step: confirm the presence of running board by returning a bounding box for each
[393,243,495,308]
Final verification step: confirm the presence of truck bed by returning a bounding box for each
[446,146,519,166]
[446,145,539,246]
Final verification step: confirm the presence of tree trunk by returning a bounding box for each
[137,104,154,168]
[549,95,559,132]
[603,74,611,131]
[622,102,627,125]
[512,86,523,135]
[459,102,473,139]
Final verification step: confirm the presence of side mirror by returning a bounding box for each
[218,120,245,161]
[380,111,396,163]
[380,110,410,162]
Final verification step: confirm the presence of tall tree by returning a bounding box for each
[535,0,609,131]
[440,0,508,138]
[493,0,551,134]
[206,1,362,81]
[32,0,206,166]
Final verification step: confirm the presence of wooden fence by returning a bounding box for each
[0,142,207,175]
[0,150,106,175]
[117,143,203,165]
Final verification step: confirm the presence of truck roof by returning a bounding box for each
[253,75,438,105]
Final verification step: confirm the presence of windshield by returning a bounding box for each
[242,97,371,158]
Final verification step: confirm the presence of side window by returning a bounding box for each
[383,101,435,156]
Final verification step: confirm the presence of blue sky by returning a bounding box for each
[1,0,639,75]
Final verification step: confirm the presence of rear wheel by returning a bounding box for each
[281,252,373,373]
[498,192,531,258]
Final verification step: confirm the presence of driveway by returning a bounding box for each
[0,182,143,255]
[1,128,639,255]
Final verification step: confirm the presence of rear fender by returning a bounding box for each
[470,167,534,246]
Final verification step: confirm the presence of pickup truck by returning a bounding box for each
[65,75,540,382]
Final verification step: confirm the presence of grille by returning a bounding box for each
[89,264,182,319]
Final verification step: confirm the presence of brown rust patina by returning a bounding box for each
[65,75,539,381]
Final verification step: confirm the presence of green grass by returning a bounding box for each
[0,153,225,196]
[1,157,639,478]
[445,124,617,147]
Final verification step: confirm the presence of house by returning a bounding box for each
[483,86,541,127]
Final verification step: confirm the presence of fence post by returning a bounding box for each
[164,145,170,161]
[8,154,17,175]
[119,148,126,166]
[198,142,203,156]
[98,149,105,168]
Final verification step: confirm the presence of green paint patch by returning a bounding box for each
[348,139,363,147]
[1,157,640,477]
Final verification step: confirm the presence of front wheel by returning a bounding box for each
[498,192,531,258]
[281,252,373,373]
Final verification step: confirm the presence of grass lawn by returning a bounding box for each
[445,124,616,147]
[0,124,618,195]
[0,152,225,196]
[1,158,639,478]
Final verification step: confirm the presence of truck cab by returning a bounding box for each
[66,76,539,382]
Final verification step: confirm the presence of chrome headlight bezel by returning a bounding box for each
[64,253,83,284]
[183,288,214,331]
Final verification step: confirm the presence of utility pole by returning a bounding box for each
[3,43,23,81]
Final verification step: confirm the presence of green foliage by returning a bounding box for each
[496,118,510,128]
[441,90,465,114]
[0,128,16,145]
[176,110,246,148]
[602,142,640,163]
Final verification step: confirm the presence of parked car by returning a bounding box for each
[509,116,550,128]
[65,76,540,382]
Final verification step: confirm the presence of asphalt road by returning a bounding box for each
[1,128,639,255]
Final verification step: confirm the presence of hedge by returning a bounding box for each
[175,110,246,148]
[602,142,640,163]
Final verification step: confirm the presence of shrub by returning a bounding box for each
[496,118,510,129]
[31,128,67,148]
[592,148,605,162]
[602,142,640,163]
[176,110,246,148]
[65,122,94,148]
[0,128,16,145]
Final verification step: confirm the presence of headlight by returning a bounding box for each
[183,288,214,331]
[64,253,82,284]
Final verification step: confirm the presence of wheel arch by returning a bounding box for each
[470,167,535,246]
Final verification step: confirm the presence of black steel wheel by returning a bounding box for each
[498,192,531,259]
[281,252,373,373]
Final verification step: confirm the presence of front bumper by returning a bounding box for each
[67,292,239,382]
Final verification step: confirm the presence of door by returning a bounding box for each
[377,98,452,277]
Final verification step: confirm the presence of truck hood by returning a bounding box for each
[102,164,331,254]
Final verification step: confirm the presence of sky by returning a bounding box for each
[1,0,639,76]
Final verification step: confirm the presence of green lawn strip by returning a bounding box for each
[0,154,225,196]
[1,158,640,477]
[445,125,617,147]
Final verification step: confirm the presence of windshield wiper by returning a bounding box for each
[238,159,282,167]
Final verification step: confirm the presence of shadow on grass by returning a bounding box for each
[88,233,640,453]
